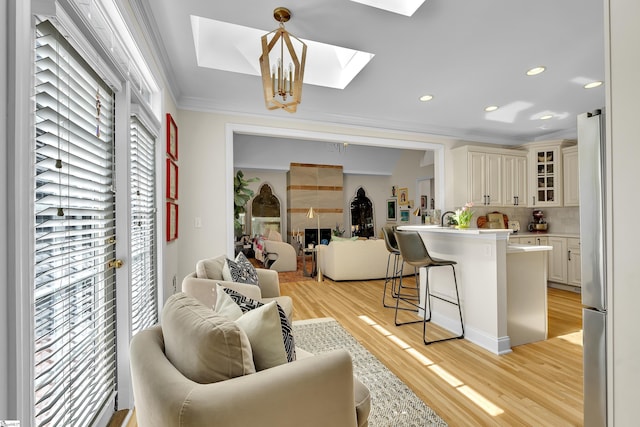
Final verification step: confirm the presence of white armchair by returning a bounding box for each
[254,230,297,272]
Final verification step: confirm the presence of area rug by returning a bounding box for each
[293,318,448,427]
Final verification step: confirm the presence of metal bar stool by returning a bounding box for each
[382,226,418,309]
[393,229,465,345]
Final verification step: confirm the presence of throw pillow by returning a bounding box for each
[214,283,243,321]
[222,252,259,285]
[235,301,289,371]
[161,293,255,383]
[222,287,296,365]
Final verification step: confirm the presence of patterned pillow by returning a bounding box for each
[223,287,296,364]
[222,252,259,285]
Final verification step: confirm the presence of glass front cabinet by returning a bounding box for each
[529,144,563,207]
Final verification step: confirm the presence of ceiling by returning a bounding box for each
[134,0,605,145]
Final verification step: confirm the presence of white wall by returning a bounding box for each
[238,168,288,237]
[176,110,451,282]
[343,174,391,236]
[607,0,640,424]
[391,150,435,224]
[161,97,179,301]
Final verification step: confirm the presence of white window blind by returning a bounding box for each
[130,116,158,334]
[34,20,117,426]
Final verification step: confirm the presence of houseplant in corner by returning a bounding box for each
[233,170,258,237]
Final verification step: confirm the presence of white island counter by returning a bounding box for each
[397,225,551,354]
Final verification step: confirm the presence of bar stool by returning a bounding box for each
[393,229,464,345]
[381,226,403,308]
[382,226,419,310]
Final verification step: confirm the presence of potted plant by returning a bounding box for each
[233,170,258,237]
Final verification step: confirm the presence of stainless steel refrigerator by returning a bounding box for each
[577,110,607,426]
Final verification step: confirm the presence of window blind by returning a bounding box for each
[34,20,117,426]
[130,116,158,334]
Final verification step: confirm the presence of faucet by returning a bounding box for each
[441,210,456,227]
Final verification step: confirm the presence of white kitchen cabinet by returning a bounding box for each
[452,145,528,208]
[519,235,548,246]
[468,151,502,206]
[567,238,581,287]
[548,236,568,283]
[528,144,563,207]
[563,146,580,206]
[503,154,528,207]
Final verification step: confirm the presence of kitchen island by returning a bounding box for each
[397,225,551,354]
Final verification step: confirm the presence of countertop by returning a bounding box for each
[507,243,553,253]
[509,231,580,239]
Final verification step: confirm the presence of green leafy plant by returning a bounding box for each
[233,170,258,235]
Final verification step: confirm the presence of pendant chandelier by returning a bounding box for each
[259,7,307,113]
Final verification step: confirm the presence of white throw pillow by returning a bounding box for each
[235,301,289,371]
[214,284,243,321]
[218,286,296,370]
[161,293,255,383]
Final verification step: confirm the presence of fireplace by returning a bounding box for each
[305,228,332,246]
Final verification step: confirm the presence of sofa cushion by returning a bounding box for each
[222,252,259,285]
[195,255,226,280]
[223,287,296,365]
[267,229,282,242]
[161,293,255,384]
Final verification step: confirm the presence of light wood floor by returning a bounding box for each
[114,276,583,427]
[282,276,583,427]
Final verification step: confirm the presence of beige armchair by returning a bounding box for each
[182,255,293,318]
[130,265,371,427]
[130,318,369,427]
[254,230,297,272]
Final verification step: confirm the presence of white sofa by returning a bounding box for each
[317,238,414,281]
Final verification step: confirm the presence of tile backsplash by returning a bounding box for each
[470,206,580,235]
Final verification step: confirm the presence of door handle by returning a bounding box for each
[108,259,124,269]
[568,250,572,261]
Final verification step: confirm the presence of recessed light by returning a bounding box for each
[526,66,546,76]
[539,114,553,120]
[584,81,603,89]
[484,105,499,112]
[419,95,433,102]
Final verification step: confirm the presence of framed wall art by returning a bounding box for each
[400,210,410,222]
[386,198,397,221]
[166,158,178,200]
[420,195,428,210]
[397,187,409,205]
[166,201,179,241]
[166,113,178,160]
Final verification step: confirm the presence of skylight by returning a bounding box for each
[191,15,374,90]
[348,0,427,17]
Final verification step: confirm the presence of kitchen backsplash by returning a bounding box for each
[470,206,580,235]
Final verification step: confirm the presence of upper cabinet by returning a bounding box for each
[452,145,526,208]
[503,154,528,207]
[524,140,577,208]
[468,151,503,206]
[562,146,580,206]
[530,145,562,207]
